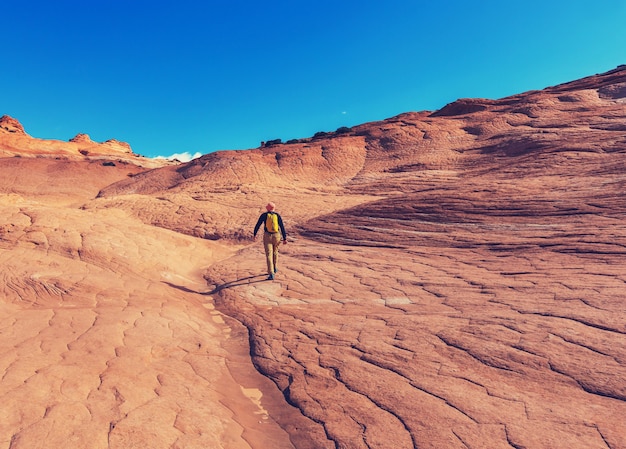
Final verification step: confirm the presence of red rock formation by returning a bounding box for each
[0,117,165,168]
[69,133,94,143]
[1,66,626,448]
[0,115,27,134]
[203,66,626,448]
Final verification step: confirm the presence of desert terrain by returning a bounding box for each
[1,66,625,448]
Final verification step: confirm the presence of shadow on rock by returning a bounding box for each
[206,275,268,294]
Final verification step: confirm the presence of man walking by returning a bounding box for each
[253,202,287,280]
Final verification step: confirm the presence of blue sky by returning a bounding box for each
[3,1,625,159]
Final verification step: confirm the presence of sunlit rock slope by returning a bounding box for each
[1,65,625,448]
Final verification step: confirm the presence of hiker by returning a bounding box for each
[253,202,287,280]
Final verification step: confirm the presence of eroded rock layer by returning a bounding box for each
[1,66,626,448]
[202,67,626,448]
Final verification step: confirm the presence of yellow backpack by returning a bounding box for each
[265,211,279,233]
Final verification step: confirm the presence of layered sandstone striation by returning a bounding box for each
[1,66,626,448]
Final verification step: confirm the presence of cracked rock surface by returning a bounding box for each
[2,67,626,448]
[0,160,298,448]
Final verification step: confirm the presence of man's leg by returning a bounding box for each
[263,233,275,275]
[271,234,282,273]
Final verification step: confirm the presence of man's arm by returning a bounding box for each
[278,214,287,242]
[253,213,266,237]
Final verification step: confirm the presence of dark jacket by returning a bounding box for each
[254,211,287,240]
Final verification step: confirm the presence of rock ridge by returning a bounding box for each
[90,66,626,243]
[0,116,168,169]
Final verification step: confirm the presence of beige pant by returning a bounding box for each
[263,232,282,274]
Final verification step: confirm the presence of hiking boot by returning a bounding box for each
[268,273,275,280]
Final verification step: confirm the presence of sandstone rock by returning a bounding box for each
[69,133,94,143]
[103,138,133,154]
[0,119,167,169]
[0,115,26,135]
[1,65,626,448]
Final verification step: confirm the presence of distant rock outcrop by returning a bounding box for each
[0,115,27,135]
[429,98,496,116]
[0,117,166,169]
[69,134,132,153]
[69,133,94,143]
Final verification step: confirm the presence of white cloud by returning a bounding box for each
[153,151,203,162]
